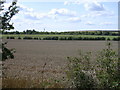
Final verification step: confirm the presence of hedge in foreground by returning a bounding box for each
[66,42,119,88]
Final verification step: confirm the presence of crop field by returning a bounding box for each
[1,34,118,40]
[2,39,118,88]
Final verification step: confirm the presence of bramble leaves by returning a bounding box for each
[67,42,119,88]
[0,0,19,61]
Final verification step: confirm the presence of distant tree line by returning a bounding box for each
[5,36,120,41]
[1,29,120,36]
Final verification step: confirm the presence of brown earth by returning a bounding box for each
[2,39,118,88]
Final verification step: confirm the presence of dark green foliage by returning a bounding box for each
[76,37,82,40]
[0,42,15,61]
[6,36,9,39]
[43,37,52,40]
[83,37,89,40]
[5,36,120,41]
[0,0,19,61]
[51,36,58,40]
[1,1,19,31]
[66,42,119,88]
[112,37,120,41]
[39,37,41,40]
[67,37,73,40]
[101,37,106,40]
[2,30,120,36]
[66,51,97,88]
[59,37,67,40]
[9,36,15,39]
[6,37,15,39]
[107,38,111,41]
[112,38,117,41]
[34,37,38,40]
[18,37,21,39]
[23,37,33,40]
[43,36,59,40]
[23,29,38,34]
[96,42,119,88]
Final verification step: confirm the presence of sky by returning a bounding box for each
[3,0,119,32]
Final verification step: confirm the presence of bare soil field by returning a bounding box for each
[2,39,118,88]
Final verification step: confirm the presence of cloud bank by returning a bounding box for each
[84,2,105,11]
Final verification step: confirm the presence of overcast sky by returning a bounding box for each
[4,0,118,32]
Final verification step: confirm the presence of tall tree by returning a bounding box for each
[0,0,19,61]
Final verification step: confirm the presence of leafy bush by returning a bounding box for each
[96,42,119,88]
[67,37,73,40]
[43,37,52,40]
[9,37,15,39]
[43,36,59,40]
[18,37,21,39]
[0,42,15,61]
[34,37,38,40]
[66,51,97,88]
[77,37,83,40]
[0,0,19,61]
[6,36,15,39]
[23,37,33,40]
[66,42,119,88]
[39,38,41,40]
[107,38,111,41]
[112,38,117,41]
[6,37,9,39]
[59,37,67,40]
[51,36,58,40]
[101,37,106,40]
[4,36,120,41]
[112,37,120,41]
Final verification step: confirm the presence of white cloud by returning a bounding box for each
[100,22,114,25]
[81,11,114,18]
[66,17,81,23]
[12,15,19,20]
[95,11,114,17]
[84,2,105,11]
[64,1,70,5]
[85,21,94,25]
[17,0,119,2]
[3,3,41,21]
[16,4,77,20]
[81,1,114,18]
[63,0,119,5]
[3,1,32,12]
[64,1,114,19]
[3,2,72,21]
[64,1,81,5]
[3,3,48,21]
[49,8,76,17]
[19,4,34,12]
[21,8,77,20]
[3,3,11,9]
[23,12,49,20]
[17,4,54,20]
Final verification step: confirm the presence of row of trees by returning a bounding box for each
[2,29,120,36]
[5,36,120,41]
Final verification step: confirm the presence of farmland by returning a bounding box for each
[1,30,120,41]
[1,34,119,41]
[1,0,119,88]
[2,34,118,38]
[2,39,118,88]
